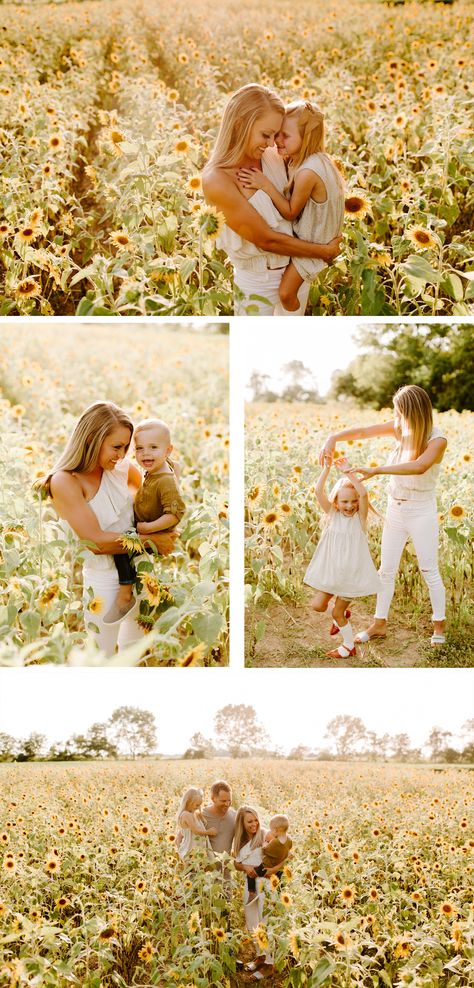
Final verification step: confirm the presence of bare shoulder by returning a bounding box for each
[50,470,83,499]
[202,164,235,200]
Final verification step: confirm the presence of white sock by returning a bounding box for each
[340,621,354,650]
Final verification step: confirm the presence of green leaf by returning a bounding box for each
[19,611,41,640]
[401,254,440,285]
[191,611,226,646]
[440,273,463,301]
[310,958,334,987]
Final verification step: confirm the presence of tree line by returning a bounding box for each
[1,706,473,765]
[248,324,472,412]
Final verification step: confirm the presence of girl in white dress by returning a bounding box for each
[175,787,218,861]
[304,457,380,659]
[238,99,344,314]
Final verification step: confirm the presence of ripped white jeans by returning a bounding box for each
[375,496,446,622]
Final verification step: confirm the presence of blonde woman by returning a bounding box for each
[320,386,447,646]
[233,806,278,979]
[36,401,175,657]
[202,84,341,316]
[175,788,218,861]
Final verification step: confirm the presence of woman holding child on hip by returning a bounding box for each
[36,402,177,657]
[319,385,448,648]
[202,84,343,316]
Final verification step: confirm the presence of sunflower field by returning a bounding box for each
[245,402,473,666]
[0,323,229,666]
[0,0,473,316]
[0,758,472,987]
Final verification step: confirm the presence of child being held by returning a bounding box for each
[246,814,292,900]
[104,418,185,624]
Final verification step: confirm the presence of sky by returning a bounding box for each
[243,318,361,397]
[0,668,471,754]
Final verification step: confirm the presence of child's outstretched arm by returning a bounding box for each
[237,168,316,221]
[315,457,332,514]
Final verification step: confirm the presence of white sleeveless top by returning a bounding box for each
[388,427,447,501]
[216,147,292,271]
[66,458,134,572]
[293,153,344,249]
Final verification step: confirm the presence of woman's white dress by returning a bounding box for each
[64,458,143,656]
[304,510,381,599]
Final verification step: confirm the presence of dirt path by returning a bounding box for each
[246,599,443,668]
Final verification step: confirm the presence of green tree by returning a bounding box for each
[108,707,157,758]
[214,704,269,758]
[324,715,367,759]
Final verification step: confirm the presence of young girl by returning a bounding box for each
[304,457,381,659]
[237,100,344,314]
[175,787,217,861]
[319,385,448,647]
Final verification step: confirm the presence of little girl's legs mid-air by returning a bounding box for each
[310,590,333,613]
[278,261,305,312]
[326,596,355,659]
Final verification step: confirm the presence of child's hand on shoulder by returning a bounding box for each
[136,521,152,534]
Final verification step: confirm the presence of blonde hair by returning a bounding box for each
[393,385,433,460]
[134,418,171,445]
[176,787,203,824]
[207,84,284,169]
[284,100,344,197]
[327,475,379,524]
[232,805,264,855]
[35,401,133,498]
[269,814,289,832]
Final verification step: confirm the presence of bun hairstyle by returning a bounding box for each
[207,84,284,169]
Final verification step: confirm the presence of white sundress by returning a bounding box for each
[304,510,381,599]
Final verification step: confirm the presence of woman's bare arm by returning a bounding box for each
[51,472,130,554]
[356,438,447,479]
[203,167,341,262]
[319,421,397,464]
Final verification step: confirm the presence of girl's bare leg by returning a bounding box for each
[332,596,352,628]
[279,261,305,312]
[310,591,333,613]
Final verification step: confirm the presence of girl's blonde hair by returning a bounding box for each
[328,475,379,523]
[232,805,264,856]
[207,84,284,169]
[35,401,133,498]
[284,100,344,197]
[393,385,433,460]
[176,787,203,824]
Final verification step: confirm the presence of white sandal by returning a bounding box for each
[430,633,446,647]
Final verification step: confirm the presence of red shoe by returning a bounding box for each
[329,609,351,636]
[326,644,356,659]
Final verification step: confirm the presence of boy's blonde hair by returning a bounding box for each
[134,418,171,445]
[207,84,284,169]
[270,814,289,832]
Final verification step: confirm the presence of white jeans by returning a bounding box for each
[375,497,446,622]
[83,568,144,657]
[234,266,309,316]
[243,877,273,964]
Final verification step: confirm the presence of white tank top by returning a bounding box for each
[61,458,134,572]
[388,427,447,501]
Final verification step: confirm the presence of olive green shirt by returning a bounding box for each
[134,470,185,527]
[262,835,292,868]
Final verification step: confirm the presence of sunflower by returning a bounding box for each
[449,504,465,520]
[0,221,11,237]
[55,897,69,910]
[179,642,206,667]
[17,226,38,244]
[334,931,352,950]
[394,937,411,958]
[186,174,202,196]
[49,134,63,152]
[212,927,226,942]
[280,891,292,908]
[344,195,370,219]
[104,127,126,155]
[340,886,355,904]
[174,137,191,155]
[138,942,154,962]
[195,204,225,240]
[247,484,264,505]
[14,278,40,299]
[407,227,436,250]
[439,901,457,918]
[109,230,132,251]
[269,874,279,889]
[88,597,104,615]
[188,911,200,934]
[3,856,16,873]
[254,924,268,950]
[45,857,60,874]
[262,509,280,527]
[140,573,162,606]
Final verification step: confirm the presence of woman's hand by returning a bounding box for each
[237,168,270,193]
[319,235,342,264]
[353,466,377,480]
[319,435,336,465]
[207,827,218,837]
[142,531,177,555]
[334,456,353,474]
[243,865,258,878]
